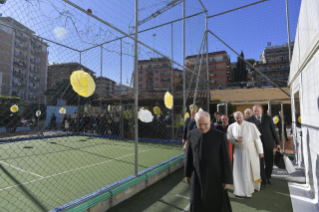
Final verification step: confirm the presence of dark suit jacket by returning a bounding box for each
[183,117,196,140]
[247,114,279,149]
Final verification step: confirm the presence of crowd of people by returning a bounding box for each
[48,111,126,136]
[183,105,284,211]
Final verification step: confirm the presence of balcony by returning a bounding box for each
[13,61,27,69]
[29,95,39,100]
[14,52,27,60]
[30,67,40,73]
[265,51,289,57]
[29,76,40,82]
[30,58,41,65]
[11,92,23,98]
[259,67,289,72]
[31,49,41,57]
[15,32,28,42]
[31,40,42,48]
[29,85,38,91]
[13,71,25,78]
[12,82,25,88]
[14,41,28,50]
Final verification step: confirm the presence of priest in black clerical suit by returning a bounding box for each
[247,105,280,190]
[185,111,233,212]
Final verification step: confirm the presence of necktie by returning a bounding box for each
[257,117,261,130]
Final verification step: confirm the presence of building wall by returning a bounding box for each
[0,19,48,103]
[186,52,229,90]
[254,43,293,87]
[138,58,182,92]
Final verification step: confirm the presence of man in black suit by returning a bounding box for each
[247,104,280,190]
[182,109,197,153]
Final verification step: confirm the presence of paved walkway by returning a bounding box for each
[107,168,293,212]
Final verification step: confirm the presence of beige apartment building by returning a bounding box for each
[254,42,294,87]
[185,51,230,90]
[95,76,115,97]
[0,17,48,103]
[138,57,183,92]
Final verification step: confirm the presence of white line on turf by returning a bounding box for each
[182,203,190,212]
[175,194,190,199]
[0,160,44,178]
[0,149,149,191]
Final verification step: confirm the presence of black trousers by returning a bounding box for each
[260,147,274,184]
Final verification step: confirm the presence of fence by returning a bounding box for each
[0,0,301,211]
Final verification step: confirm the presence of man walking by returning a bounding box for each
[185,111,232,212]
[247,104,280,190]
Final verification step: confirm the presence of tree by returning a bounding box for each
[235,51,247,85]
[45,79,99,106]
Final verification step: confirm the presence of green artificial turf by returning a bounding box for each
[0,136,182,211]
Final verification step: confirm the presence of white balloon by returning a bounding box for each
[138,107,154,123]
[53,26,69,41]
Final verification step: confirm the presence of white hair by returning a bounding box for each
[244,108,252,114]
[234,111,244,118]
[195,111,211,122]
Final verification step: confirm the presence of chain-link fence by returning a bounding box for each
[0,0,301,211]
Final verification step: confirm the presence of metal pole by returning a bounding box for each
[134,0,139,176]
[205,12,209,113]
[193,39,206,107]
[182,0,186,116]
[120,39,124,139]
[185,33,206,102]
[100,46,103,134]
[285,0,292,63]
[281,103,285,152]
[208,30,290,98]
[225,102,228,117]
[77,52,82,132]
[268,100,272,117]
[171,23,174,140]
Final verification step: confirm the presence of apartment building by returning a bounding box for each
[185,51,230,90]
[0,17,48,103]
[254,42,294,87]
[95,76,115,97]
[47,62,95,89]
[138,57,183,92]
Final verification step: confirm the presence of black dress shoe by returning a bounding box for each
[267,179,272,185]
[260,184,265,190]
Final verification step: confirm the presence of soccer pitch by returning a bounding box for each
[0,136,182,212]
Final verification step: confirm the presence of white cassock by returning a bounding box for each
[227,120,264,197]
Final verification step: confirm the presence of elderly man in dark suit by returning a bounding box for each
[247,104,280,190]
[182,109,197,153]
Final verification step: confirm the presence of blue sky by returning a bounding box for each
[0,0,301,86]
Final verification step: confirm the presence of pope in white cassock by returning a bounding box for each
[227,111,264,197]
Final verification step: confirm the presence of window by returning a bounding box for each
[139,85,143,89]
[294,91,301,128]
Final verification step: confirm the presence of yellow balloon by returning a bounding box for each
[107,105,111,112]
[153,106,161,115]
[298,116,301,123]
[10,105,19,113]
[70,70,96,97]
[164,91,173,109]
[59,107,66,114]
[189,104,198,111]
[184,112,190,121]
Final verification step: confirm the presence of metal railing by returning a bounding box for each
[14,41,28,50]
[12,71,25,78]
[13,61,26,68]
[15,32,28,42]
[14,52,27,59]
[30,58,41,65]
